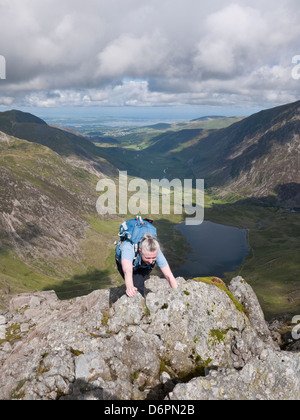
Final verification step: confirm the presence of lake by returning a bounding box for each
[173,221,250,278]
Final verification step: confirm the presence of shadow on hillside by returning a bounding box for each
[0,221,44,251]
[43,268,115,301]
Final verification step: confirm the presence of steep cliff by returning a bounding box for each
[0,276,299,400]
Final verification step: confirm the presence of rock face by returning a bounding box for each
[0,276,299,401]
[168,348,300,400]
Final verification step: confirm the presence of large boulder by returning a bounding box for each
[0,276,298,400]
[168,348,300,400]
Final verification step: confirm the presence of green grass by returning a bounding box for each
[193,276,248,316]
[0,248,61,309]
[0,216,123,306]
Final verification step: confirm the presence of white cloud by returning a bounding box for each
[1,0,300,111]
[96,31,168,80]
[193,4,266,78]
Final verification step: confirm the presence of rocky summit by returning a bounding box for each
[0,276,299,401]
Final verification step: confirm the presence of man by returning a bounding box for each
[117,234,178,297]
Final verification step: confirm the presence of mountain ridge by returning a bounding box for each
[0,110,47,125]
[0,110,116,178]
[190,100,300,205]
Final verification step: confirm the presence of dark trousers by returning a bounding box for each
[116,261,152,297]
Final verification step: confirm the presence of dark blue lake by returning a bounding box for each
[173,221,250,278]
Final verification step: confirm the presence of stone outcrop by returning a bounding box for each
[0,276,299,400]
[168,348,300,400]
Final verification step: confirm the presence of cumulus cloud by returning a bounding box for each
[96,31,168,80]
[193,4,266,79]
[1,0,300,110]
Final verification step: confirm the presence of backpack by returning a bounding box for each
[115,216,157,269]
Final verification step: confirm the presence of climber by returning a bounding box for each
[116,233,178,298]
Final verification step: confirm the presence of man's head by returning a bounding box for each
[139,234,160,265]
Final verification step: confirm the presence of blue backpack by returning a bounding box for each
[115,216,157,269]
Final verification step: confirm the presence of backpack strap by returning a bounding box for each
[132,242,139,266]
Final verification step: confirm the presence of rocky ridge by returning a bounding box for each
[0,276,299,400]
[191,100,300,206]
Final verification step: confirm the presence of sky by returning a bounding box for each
[1,0,300,117]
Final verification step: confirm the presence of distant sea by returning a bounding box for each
[12,105,252,129]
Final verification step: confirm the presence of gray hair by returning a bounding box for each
[140,234,160,254]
